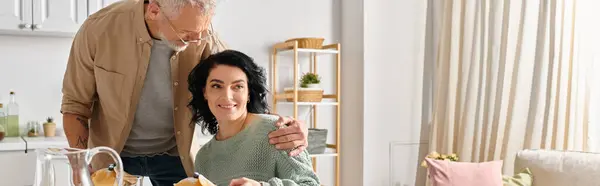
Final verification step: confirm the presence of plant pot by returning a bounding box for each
[305,84,320,88]
[307,128,328,154]
[43,123,56,137]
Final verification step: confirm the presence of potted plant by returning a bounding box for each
[284,72,324,102]
[27,122,39,137]
[43,117,56,137]
[300,72,321,88]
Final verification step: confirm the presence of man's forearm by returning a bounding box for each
[63,113,90,149]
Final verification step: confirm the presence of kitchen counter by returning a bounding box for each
[1,136,214,151]
[0,136,69,151]
[0,135,212,186]
[23,136,70,149]
[0,137,26,151]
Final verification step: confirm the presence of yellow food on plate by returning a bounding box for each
[91,164,139,186]
[174,172,216,186]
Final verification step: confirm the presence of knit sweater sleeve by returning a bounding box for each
[260,150,320,186]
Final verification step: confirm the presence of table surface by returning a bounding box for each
[1,135,214,152]
[0,136,68,151]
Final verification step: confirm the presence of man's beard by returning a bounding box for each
[159,32,188,52]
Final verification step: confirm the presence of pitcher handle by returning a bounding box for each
[87,147,125,186]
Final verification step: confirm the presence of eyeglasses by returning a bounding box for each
[157,4,213,45]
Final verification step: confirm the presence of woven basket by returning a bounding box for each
[285,38,325,49]
[283,88,324,102]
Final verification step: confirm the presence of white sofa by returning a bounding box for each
[514,149,600,186]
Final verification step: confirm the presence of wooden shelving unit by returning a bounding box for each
[271,40,341,186]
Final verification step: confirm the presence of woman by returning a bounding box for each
[187,50,320,186]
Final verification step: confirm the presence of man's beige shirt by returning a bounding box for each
[61,0,211,176]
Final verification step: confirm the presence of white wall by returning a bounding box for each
[363,0,428,185]
[340,0,431,185]
[0,35,71,134]
[339,0,364,185]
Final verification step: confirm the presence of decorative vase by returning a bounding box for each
[43,123,56,137]
[43,117,56,137]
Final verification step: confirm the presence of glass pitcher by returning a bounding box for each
[33,146,124,186]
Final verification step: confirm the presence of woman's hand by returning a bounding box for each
[268,115,309,156]
[229,177,261,186]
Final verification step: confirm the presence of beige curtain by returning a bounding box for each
[428,0,598,174]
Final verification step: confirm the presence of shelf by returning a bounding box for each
[273,42,340,54]
[277,102,338,106]
[278,48,339,54]
[275,93,337,99]
[309,152,338,157]
[271,40,341,186]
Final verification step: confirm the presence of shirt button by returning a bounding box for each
[174,106,178,111]
[177,131,181,135]
[181,157,185,160]
[170,56,175,61]
[174,82,179,86]
[138,38,142,41]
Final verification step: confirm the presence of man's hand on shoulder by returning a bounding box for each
[267,114,308,156]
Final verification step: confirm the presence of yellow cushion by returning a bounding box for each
[503,168,533,186]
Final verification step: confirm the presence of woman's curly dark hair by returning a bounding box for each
[188,49,270,135]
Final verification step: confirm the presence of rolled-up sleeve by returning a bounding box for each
[61,21,97,118]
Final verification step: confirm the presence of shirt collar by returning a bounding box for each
[134,0,152,44]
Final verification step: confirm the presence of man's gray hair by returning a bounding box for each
[152,0,216,17]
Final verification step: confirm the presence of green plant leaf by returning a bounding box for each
[300,72,321,85]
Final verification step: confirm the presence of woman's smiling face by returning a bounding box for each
[204,64,249,121]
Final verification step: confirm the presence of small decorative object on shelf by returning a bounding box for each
[43,117,57,137]
[284,72,324,102]
[420,151,459,168]
[300,72,321,88]
[285,37,325,49]
[307,128,328,154]
[27,121,40,137]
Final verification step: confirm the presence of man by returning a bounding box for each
[61,0,308,185]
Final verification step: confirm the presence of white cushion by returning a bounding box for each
[514,149,600,186]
